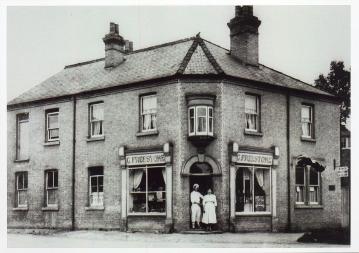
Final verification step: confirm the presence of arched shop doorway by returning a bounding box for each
[189,162,213,196]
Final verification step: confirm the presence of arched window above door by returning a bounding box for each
[182,155,221,176]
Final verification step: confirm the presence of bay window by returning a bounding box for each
[295,165,321,205]
[235,166,271,213]
[188,106,213,136]
[89,167,104,207]
[140,94,157,132]
[245,94,260,132]
[15,172,28,207]
[128,166,166,214]
[89,102,104,137]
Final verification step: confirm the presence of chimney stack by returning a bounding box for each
[227,6,261,66]
[103,22,126,68]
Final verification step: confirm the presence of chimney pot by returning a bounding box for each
[103,22,125,68]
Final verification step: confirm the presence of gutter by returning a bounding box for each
[286,92,291,231]
[71,95,77,230]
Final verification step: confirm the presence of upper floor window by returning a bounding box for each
[295,166,321,205]
[89,102,104,137]
[341,137,351,149]
[89,167,104,207]
[188,106,213,136]
[141,94,157,132]
[16,113,29,160]
[15,172,28,207]
[45,170,58,207]
[245,94,260,132]
[301,104,314,138]
[46,109,59,142]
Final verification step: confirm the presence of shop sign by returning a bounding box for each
[337,166,349,177]
[126,152,165,166]
[237,152,273,166]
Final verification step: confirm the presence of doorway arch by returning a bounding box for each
[181,155,221,176]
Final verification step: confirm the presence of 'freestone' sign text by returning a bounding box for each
[126,153,165,166]
[237,152,273,166]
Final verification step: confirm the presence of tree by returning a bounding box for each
[315,61,350,124]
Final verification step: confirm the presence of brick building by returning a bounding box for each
[7,6,343,232]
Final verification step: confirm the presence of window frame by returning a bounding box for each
[188,105,214,136]
[16,113,29,160]
[301,104,314,139]
[140,94,157,133]
[88,167,104,207]
[45,170,58,207]
[15,172,28,208]
[89,102,104,138]
[341,137,351,150]
[45,109,59,142]
[244,93,261,132]
[235,165,271,215]
[295,165,321,206]
[128,165,166,215]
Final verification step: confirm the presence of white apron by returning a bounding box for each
[190,191,203,223]
[202,194,217,224]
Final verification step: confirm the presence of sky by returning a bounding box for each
[7,5,350,102]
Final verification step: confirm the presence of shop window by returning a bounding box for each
[16,113,29,160]
[188,106,213,136]
[295,166,321,205]
[15,172,28,207]
[45,109,59,142]
[89,167,104,207]
[89,102,104,137]
[301,104,314,138]
[140,94,157,132]
[45,170,58,206]
[129,166,166,214]
[245,94,260,132]
[235,166,270,213]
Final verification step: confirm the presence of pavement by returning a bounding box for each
[7,229,349,248]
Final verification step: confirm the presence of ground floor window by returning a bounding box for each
[15,172,28,207]
[128,165,166,214]
[235,166,271,213]
[295,165,321,205]
[89,167,104,207]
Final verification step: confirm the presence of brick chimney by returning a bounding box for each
[103,22,126,68]
[227,6,261,66]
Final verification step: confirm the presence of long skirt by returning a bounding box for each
[202,202,217,224]
[191,204,201,223]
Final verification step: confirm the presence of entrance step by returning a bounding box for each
[181,229,223,234]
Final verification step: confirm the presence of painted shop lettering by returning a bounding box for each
[237,153,273,166]
[126,153,165,166]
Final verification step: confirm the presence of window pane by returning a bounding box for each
[309,167,319,185]
[209,117,213,133]
[296,186,305,203]
[48,114,59,129]
[49,129,59,139]
[235,167,253,212]
[197,107,206,117]
[54,171,58,187]
[254,169,270,212]
[246,114,257,130]
[98,176,103,192]
[245,95,257,114]
[91,121,103,136]
[47,189,57,205]
[17,174,24,189]
[142,96,157,114]
[18,121,29,160]
[301,106,311,122]
[18,190,27,206]
[91,103,104,121]
[47,171,54,188]
[295,167,304,185]
[90,177,98,193]
[302,122,310,137]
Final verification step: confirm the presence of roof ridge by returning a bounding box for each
[176,37,200,74]
[202,38,229,52]
[64,58,104,69]
[198,37,224,74]
[128,37,195,54]
[259,63,333,96]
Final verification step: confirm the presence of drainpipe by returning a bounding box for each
[71,95,77,230]
[286,92,291,231]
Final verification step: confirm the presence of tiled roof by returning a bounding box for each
[8,35,332,106]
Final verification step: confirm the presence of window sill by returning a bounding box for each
[136,130,159,137]
[42,205,59,211]
[244,130,263,137]
[86,136,105,142]
[13,206,28,211]
[235,212,271,216]
[14,159,30,163]
[301,137,316,143]
[128,212,166,217]
[43,141,60,146]
[295,204,323,209]
[85,206,105,211]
